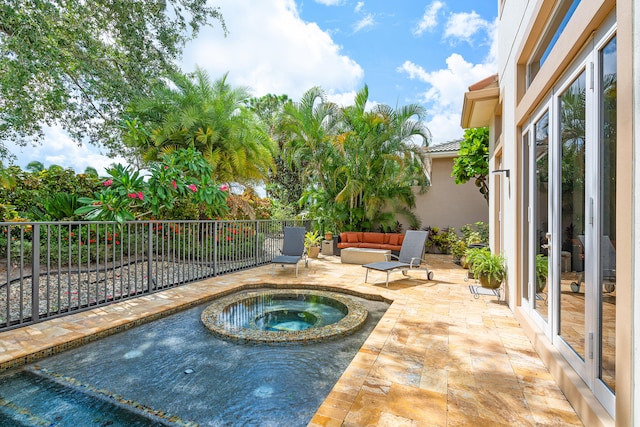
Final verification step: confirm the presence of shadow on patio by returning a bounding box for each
[0,253,583,426]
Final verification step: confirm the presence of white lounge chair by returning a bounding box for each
[362,230,434,287]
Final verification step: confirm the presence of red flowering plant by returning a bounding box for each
[75,148,228,222]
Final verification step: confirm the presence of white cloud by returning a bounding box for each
[354,2,364,13]
[327,90,357,107]
[6,126,126,176]
[183,0,363,100]
[353,13,375,32]
[413,1,444,36]
[397,22,498,144]
[5,0,365,174]
[314,0,342,5]
[444,11,490,43]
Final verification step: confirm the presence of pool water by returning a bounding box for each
[0,289,389,426]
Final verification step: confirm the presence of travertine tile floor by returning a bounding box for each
[0,254,584,426]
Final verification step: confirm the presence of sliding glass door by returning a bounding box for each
[521,20,616,416]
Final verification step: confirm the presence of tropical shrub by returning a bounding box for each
[0,166,101,219]
[424,226,451,254]
[75,148,229,222]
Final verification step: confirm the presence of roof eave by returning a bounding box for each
[460,86,500,129]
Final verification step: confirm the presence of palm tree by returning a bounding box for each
[332,86,430,230]
[285,85,430,231]
[282,86,340,192]
[123,68,275,188]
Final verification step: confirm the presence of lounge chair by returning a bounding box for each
[271,227,307,277]
[362,230,434,287]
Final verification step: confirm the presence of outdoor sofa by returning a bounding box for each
[337,232,405,253]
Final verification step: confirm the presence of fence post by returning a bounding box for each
[147,222,154,292]
[31,224,40,322]
[213,221,218,276]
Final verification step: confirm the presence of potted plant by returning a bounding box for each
[324,231,333,241]
[536,254,548,293]
[464,246,486,274]
[471,250,506,289]
[448,230,467,265]
[305,230,322,258]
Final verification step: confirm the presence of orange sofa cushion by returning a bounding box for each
[362,232,385,244]
[387,234,400,245]
[337,232,404,251]
[345,232,360,243]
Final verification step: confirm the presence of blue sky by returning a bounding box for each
[7,0,497,175]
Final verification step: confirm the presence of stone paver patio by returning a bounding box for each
[0,254,583,426]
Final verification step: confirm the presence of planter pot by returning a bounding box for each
[324,233,333,241]
[308,246,320,258]
[460,256,470,269]
[536,278,547,293]
[479,274,502,289]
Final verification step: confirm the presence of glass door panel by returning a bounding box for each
[598,35,616,393]
[534,112,550,321]
[558,71,586,360]
[522,132,530,303]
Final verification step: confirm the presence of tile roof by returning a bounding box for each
[428,139,462,153]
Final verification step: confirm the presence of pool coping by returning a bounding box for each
[0,279,398,373]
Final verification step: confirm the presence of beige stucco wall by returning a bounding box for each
[401,156,488,232]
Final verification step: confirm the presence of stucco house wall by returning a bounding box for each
[412,153,488,232]
[393,141,489,233]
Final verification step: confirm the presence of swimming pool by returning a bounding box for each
[0,288,389,426]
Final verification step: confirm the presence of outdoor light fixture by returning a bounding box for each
[492,169,510,178]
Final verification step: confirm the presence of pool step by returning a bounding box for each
[0,396,54,426]
[12,366,200,426]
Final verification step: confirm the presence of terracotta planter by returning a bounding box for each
[308,246,320,258]
[324,233,333,241]
[479,274,502,289]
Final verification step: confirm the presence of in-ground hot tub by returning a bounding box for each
[201,289,368,344]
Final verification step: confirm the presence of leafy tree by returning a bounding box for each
[246,93,304,212]
[25,161,45,173]
[83,166,99,177]
[123,69,275,189]
[0,0,226,156]
[451,127,490,203]
[0,161,15,189]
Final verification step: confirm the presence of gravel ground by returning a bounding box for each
[0,258,260,326]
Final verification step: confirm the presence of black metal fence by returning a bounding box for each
[0,220,307,332]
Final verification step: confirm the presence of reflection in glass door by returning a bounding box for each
[534,113,550,322]
[558,70,587,361]
[598,35,616,395]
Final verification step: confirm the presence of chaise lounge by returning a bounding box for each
[362,230,434,287]
[271,227,307,277]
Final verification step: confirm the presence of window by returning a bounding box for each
[528,0,581,85]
